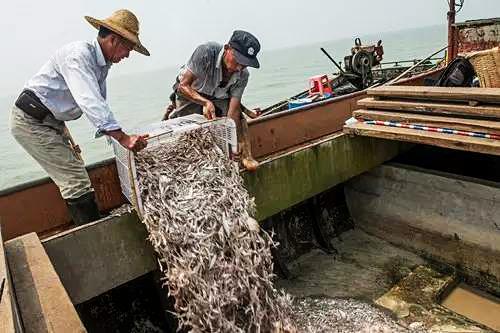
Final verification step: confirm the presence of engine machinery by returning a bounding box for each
[343,38,384,89]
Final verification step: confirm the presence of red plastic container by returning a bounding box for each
[309,75,332,96]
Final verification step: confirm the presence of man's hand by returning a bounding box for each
[178,69,217,120]
[241,105,262,119]
[203,101,216,120]
[249,107,262,119]
[162,104,176,121]
[106,130,149,153]
[120,134,149,153]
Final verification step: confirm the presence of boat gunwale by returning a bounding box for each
[0,158,116,197]
[249,67,444,125]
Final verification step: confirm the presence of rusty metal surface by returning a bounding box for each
[456,19,500,53]
[0,162,124,240]
[395,67,444,86]
[249,92,366,158]
[448,0,457,61]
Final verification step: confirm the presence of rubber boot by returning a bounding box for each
[239,115,259,172]
[65,191,101,226]
[241,143,259,171]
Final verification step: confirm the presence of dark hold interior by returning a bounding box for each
[392,145,500,183]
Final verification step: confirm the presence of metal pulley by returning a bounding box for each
[351,50,374,87]
[321,38,383,89]
[351,50,373,75]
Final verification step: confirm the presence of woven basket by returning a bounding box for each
[466,47,500,88]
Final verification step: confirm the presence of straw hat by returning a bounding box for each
[85,9,150,56]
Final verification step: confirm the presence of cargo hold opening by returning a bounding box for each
[391,144,500,183]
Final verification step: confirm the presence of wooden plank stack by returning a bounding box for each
[344,86,500,156]
[5,233,86,333]
[0,225,19,333]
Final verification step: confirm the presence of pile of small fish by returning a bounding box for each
[135,128,295,333]
[292,297,424,333]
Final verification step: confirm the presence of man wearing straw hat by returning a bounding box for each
[10,9,150,226]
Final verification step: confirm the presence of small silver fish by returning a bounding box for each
[135,128,296,333]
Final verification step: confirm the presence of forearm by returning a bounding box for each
[227,97,243,127]
[104,129,128,144]
[178,84,211,107]
[240,104,261,119]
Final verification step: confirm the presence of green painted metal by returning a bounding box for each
[244,133,410,221]
[42,212,156,304]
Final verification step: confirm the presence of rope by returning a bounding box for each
[362,120,500,140]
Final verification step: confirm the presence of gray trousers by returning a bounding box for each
[10,106,92,200]
[168,94,230,119]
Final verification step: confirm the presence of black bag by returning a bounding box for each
[15,90,51,121]
[435,57,476,87]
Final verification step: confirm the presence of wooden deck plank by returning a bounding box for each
[344,122,500,156]
[367,86,500,104]
[353,109,500,135]
[5,232,86,333]
[0,224,17,333]
[357,97,500,118]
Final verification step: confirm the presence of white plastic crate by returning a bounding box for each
[112,114,237,218]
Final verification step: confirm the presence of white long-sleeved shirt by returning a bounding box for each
[25,39,120,135]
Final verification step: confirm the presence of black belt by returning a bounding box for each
[15,90,52,121]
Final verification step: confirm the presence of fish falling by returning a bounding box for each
[135,128,295,332]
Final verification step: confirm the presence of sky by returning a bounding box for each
[1,0,499,96]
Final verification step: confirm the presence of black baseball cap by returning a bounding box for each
[228,30,261,68]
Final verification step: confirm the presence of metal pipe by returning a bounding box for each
[320,48,345,74]
[448,0,457,63]
[379,57,442,66]
[386,45,447,85]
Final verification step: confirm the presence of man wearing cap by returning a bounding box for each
[167,30,262,171]
[10,9,150,226]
